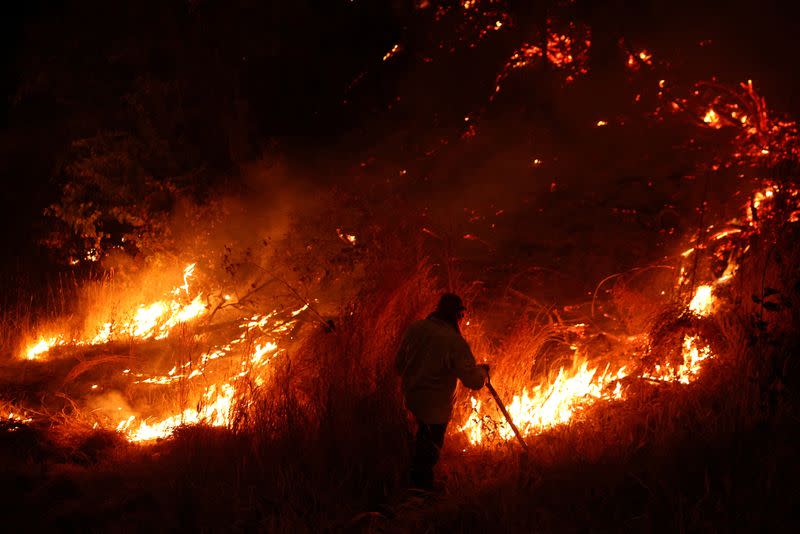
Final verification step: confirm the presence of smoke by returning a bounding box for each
[85,390,135,424]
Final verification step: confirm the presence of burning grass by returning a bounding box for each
[2,131,799,528]
[0,233,797,531]
[2,14,800,528]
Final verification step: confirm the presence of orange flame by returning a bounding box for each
[21,264,206,360]
[703,108,722,128]
[24,336,63,360]
[689,285,714,316]
[117,383,236,442]
[462,358,628,445]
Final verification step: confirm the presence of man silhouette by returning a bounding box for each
[395,293,488,490]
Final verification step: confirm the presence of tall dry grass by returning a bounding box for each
[1,211,799,531]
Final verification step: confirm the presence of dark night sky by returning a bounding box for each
[1,1,798,289]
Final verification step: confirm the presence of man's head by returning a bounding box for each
[435,293,466,323]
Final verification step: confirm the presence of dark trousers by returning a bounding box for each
[410,418,448,489]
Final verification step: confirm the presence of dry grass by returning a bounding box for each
[0,222,799,532]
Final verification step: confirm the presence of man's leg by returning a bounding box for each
[410,419,448,489]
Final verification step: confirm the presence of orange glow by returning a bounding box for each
[2,405,33,425]
[703,108,722,128]
[337,228,358,245]
[24,336,63,360]
[21,263,207,360]
[382,44,400,62]
[461,329,717,445]
[642,336,713,385]
[117,383,236,442]
[10,63,800,456]
[689,285,714,316]
[458,183,762,446]
[627,50,653,69]
[494,23,591,96]
[462,358,628,445]
[113,303,305,441]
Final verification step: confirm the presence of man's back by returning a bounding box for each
[396,317,485,424]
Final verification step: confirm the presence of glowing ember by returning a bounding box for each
[382,44,400,62]
[493,23,591,97]
[337,228,358,245]
[703,108,722,128]
[2,404,33,425]
[750,187,776,220]
[626,49,653,70]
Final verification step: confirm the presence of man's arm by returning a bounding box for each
[452,338,487,390]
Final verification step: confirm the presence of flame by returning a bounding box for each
[130,302,168,337]
[461,331,716,446]
[642,335,713,385]
[117,383,236,442]
[457,157,790,446]
[2,403,34,424]
[113,305,304,441]
[462,359,628,445]
[689,285,714,316]
[461,256,723,446]
[456,139,795,447]
[24,336,63,360]
[21,264,206,360]
[175,263,195,295]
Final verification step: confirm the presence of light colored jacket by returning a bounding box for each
[395,317,486,424]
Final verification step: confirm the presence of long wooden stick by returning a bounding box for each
[485,378,529,451]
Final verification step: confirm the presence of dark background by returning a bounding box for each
[1,1,797,293]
